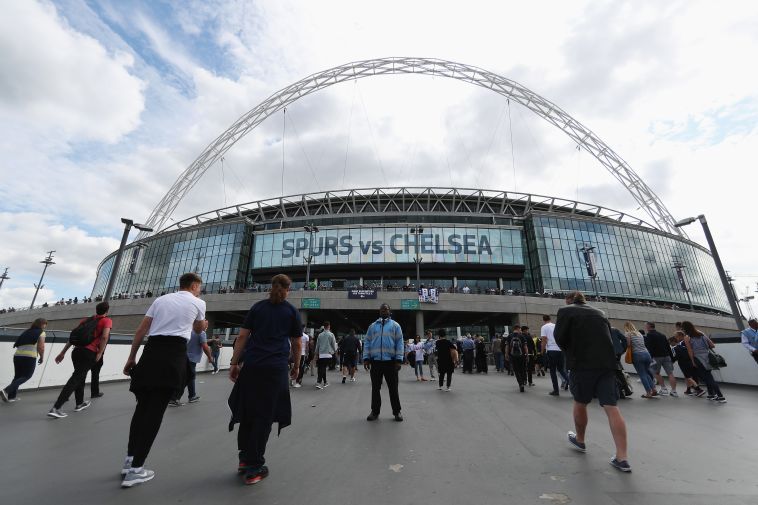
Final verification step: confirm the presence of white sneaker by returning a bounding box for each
[293,383,302,388]
[659,388,669,396]
[47,408,68,418]
[445,387,451,392]
[669,391,678,398]
[121,468,155,488]
[315,383,323,390]
[121,457,133,476]
[438,386,443,390]
[350,377,356,382]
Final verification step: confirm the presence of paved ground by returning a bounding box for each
[1,366,756,505]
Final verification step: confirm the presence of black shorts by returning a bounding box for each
[342,353,357,368]
[569,369,618,407]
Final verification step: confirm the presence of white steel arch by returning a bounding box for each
[138,57,683,239]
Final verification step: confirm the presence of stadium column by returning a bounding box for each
[415,311,424,338]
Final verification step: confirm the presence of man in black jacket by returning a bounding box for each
[554,291,631,473]
[644,322,677,396]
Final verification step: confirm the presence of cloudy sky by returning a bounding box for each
[1,0,757,315]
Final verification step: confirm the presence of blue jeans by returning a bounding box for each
[212,351,220,372]
[632,352,655,392]
[4,356,36,399]
[494,353,505,371]
[414,360,424,377]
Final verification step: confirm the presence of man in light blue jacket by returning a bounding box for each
[363,303,404,422]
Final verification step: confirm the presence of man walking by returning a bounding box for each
[47,302,112,418]
[461,333,475,373]
[740,318,758,365]
[294,325,309,387]
[170,319,213,405]
[315,322,336,389]
[363,303,404,421]
[541,315,569,396]
[644,322,678,396]
[491,333,503,372]
[120,273,206,487]
[423,330,437,379]
[341,329,361,383]
[554,291,630,473]
[506,326,528,392]
[209,334,223,374]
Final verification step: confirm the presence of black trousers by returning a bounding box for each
[90,356,104,396]
[526,356,534,384]
[127,388,174,467]
[546,350,569,392]
[296,355,307,383]
[54,348,96,409]
[438,369,453,388]
[369,361,401,415]
[317,358,330,384]
[511,356,527,386]
[462,349,474,372]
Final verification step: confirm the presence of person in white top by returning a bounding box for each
[411,335,427,381]
[541,315,569,396]
[294,325,309,387]
[120,272,206,488]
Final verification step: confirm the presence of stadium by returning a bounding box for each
[83,58,735,336]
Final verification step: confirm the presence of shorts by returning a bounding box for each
[342,353,357,368]
[569,369,618,407]
[650,356,675,375]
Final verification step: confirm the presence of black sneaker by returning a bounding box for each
[91,392,104,398]
[684,388,694,396]
[74,401,91,412]
[342,376,346,384]
[567,431,586,453]
[168,400,184,407]
[695,389,706,398]
[610,457,632,472]
[519,385,525,393]
[716,396,727,403]
[244,465,269,485]
[393,413,403,422]
[549,391,559,396]
[366,412,378,421]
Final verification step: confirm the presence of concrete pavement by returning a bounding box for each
[0,365,756,505]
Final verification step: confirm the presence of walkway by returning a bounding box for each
[1,366,756,505]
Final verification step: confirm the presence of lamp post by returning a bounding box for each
[410,225,424,287]
[104,218,153,302]
[304,224,319,290]
[0,268,9,291]
[674,214,744,331]
[30,251,55,309]
[671,257,694,311]
[739,294,755,320]
[579,243,601,302]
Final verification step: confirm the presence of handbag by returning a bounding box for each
[624,346,633,364]
[707,350,727,369]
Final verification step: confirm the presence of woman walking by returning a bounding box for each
[681,321,726,403]
[228,274,303,485]
[623,322,656,398]
[434,329,456,391]
[411,335,427,381]
[1,318,47,402]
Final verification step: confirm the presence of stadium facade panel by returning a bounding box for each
[91,188,730,314]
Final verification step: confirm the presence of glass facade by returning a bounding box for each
[90,209,730,314]
[251,226,524,269]
[526,214,730,312]
[91,223,253,297]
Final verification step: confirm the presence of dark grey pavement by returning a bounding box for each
[1,366,756,505]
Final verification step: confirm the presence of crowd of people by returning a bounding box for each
[2,272,754,489]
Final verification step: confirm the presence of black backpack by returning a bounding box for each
[69,316,99,347]
[510,335,523,357]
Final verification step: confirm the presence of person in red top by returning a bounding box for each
[47,302,112,418]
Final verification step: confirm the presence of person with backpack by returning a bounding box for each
[506,326,529,392]
[1,318,47,403]
[47,302,112,418]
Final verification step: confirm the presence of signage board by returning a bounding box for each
[348,289,378,299]
[301,298,321,309]
[400,299,420,310]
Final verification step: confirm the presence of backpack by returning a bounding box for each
[69,316,99,347]
[510,335,523,357]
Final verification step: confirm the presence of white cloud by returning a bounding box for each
[0,0,145,144]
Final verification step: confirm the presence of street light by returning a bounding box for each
[674,214,744,330]
[0,267,9,291]
[579,243,601,302]
[104,218,153,301]
[410,225,424,287]
[30,251,55,309]
[304,224,319,290]
[671,257,694,311]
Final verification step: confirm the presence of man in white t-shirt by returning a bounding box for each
[294,325,309,387]
[541,314,569,396]
[120,272,206,488]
